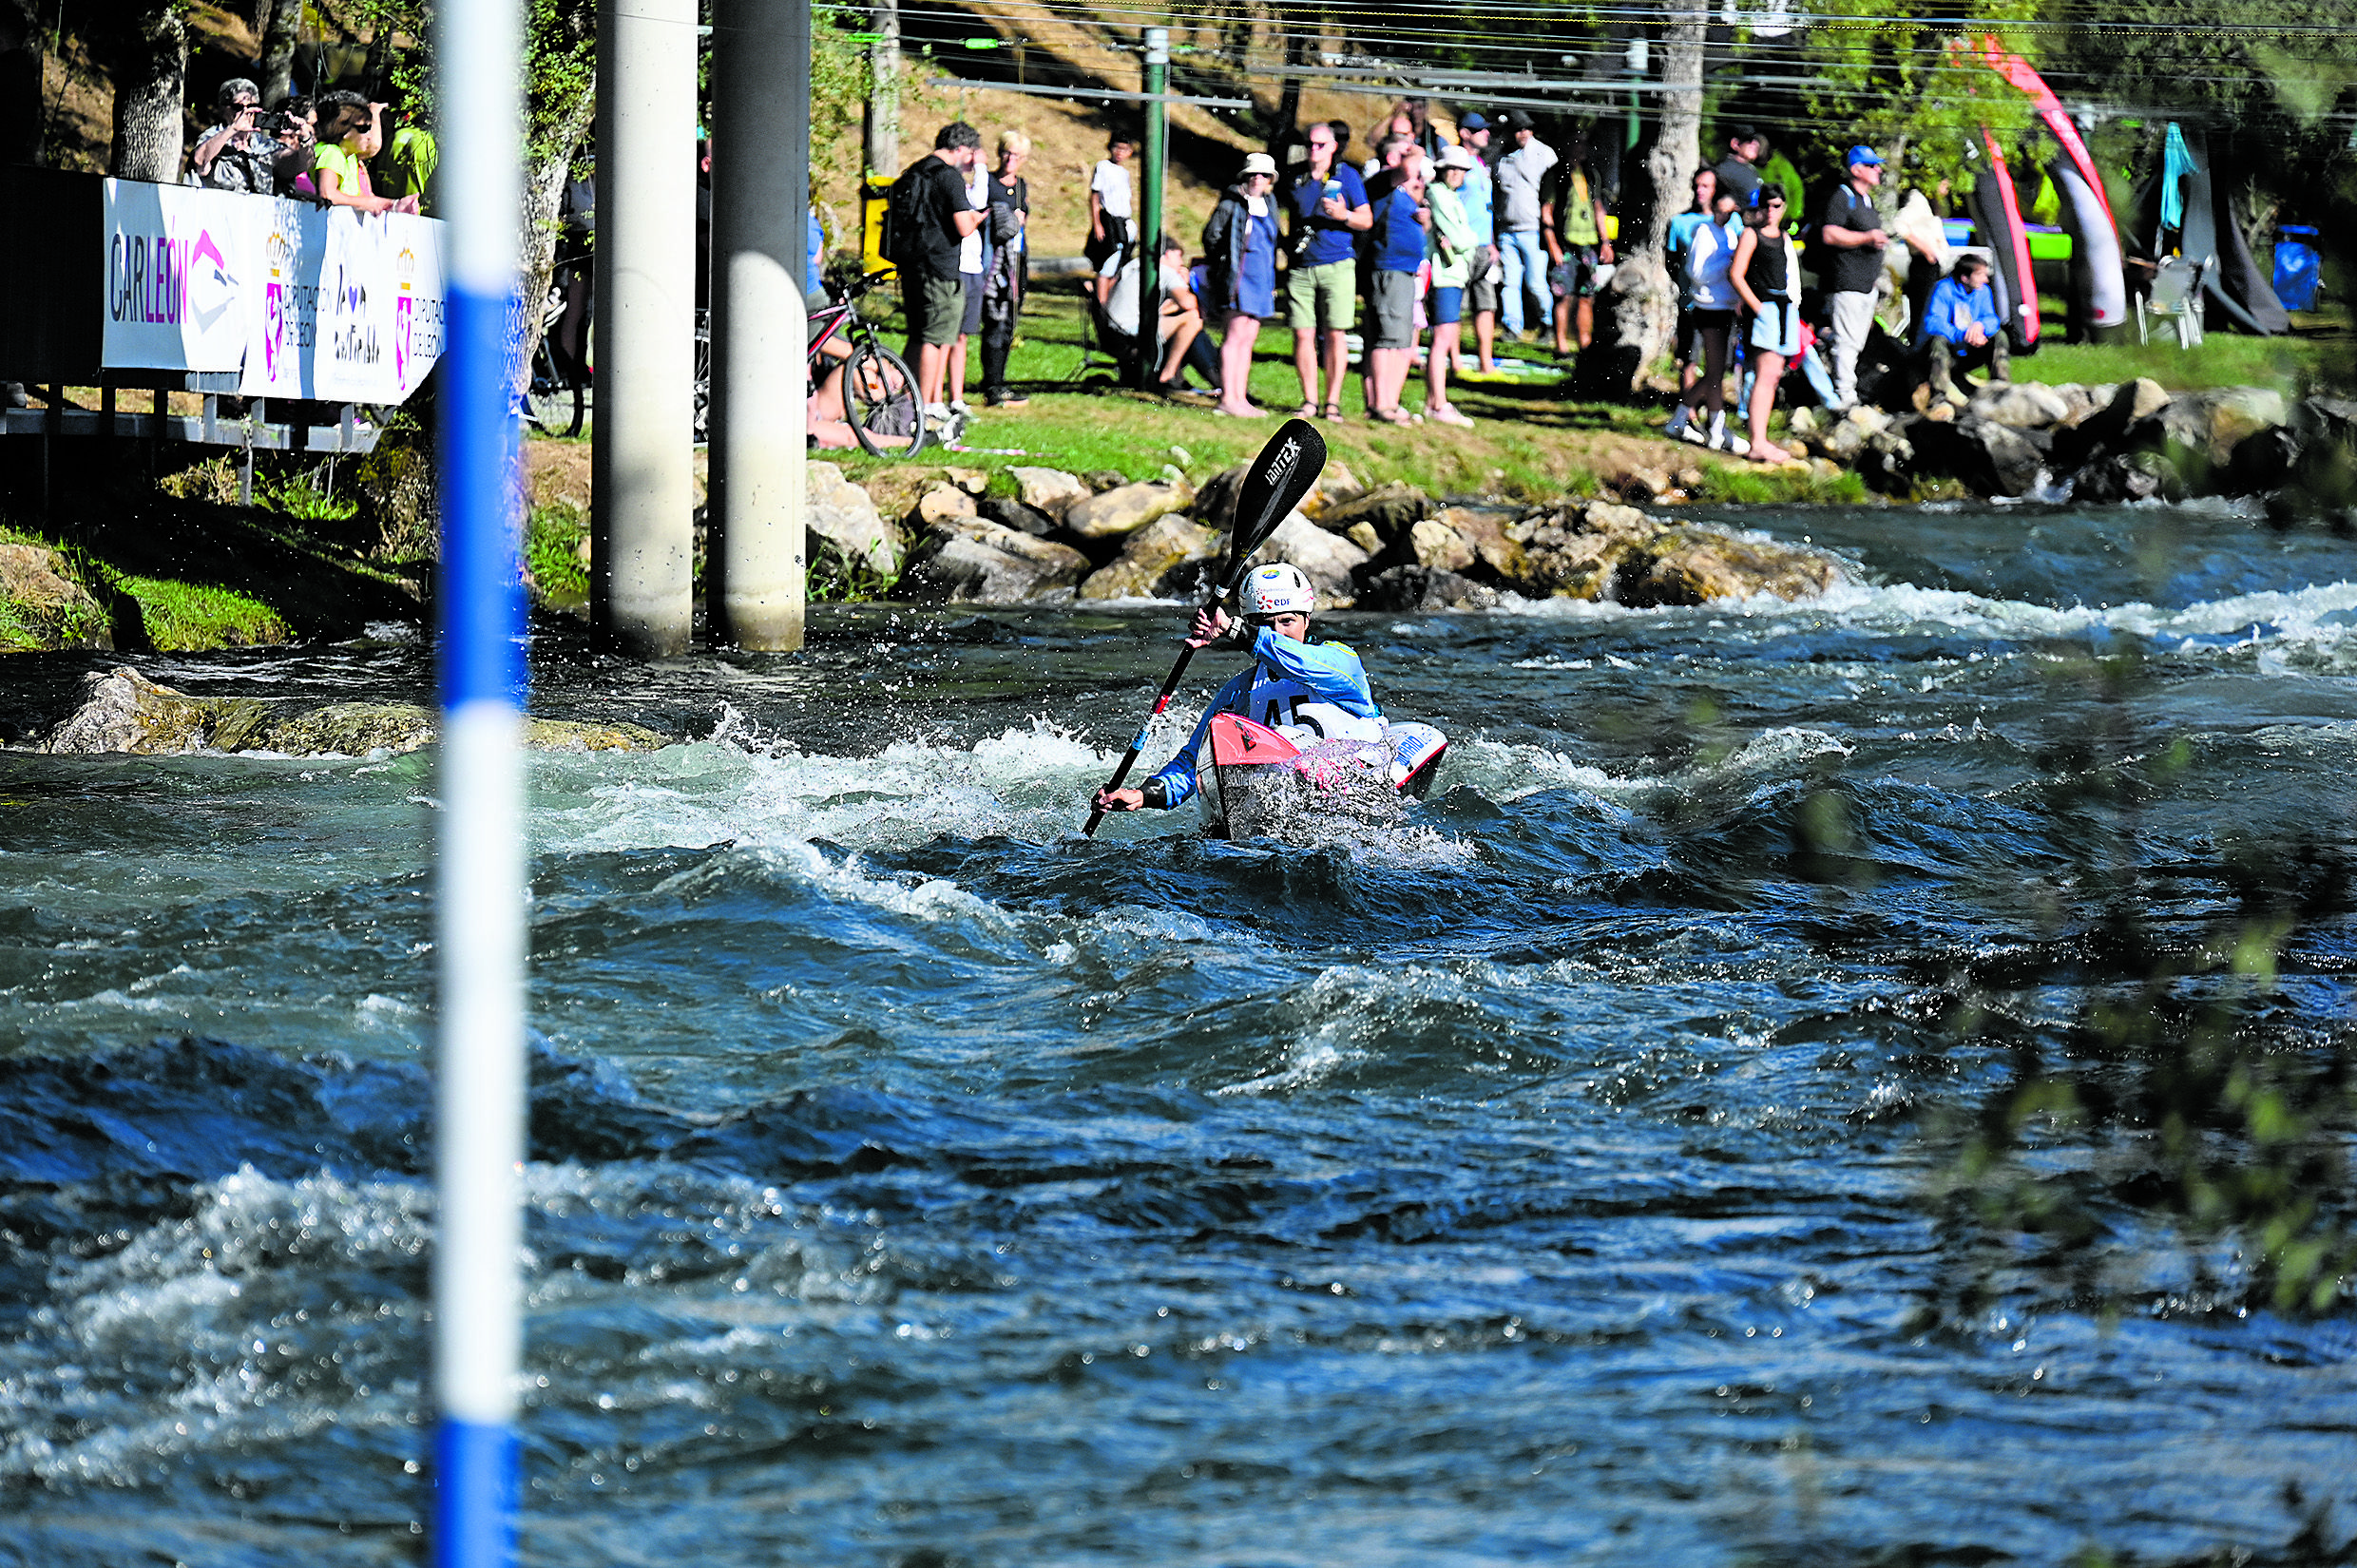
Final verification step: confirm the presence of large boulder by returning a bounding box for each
[1428,505,1529,583]
[1633,526,1846,605]
[1298,461,1368,520]
[1498,502,1843,605]
[806,462,907,584]
[2072,451,2172,505]
[1356,565,1501,611]
[1078,514,1221,601]
[1317,481,1433,545]
[1063,476,1196,542]
[1007,467,1091,519]
[0,541,111,651]
[2160,386,2290,470]
[45,667,665,756]
[978,496,1058,537]
[1407,518,1476,574]
[1914,417,2046,498]
[898,515,1090,603]
[1249,509,1370,608]
[1970,381,2074,430]
[913,484,977,527]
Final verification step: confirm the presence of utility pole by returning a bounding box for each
[1133,27,1167,390]
[590,0,698,658]
[863,0,899,177]
[708,0,810,651]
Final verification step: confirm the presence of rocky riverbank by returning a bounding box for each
[810,457,1846,610]
[1791,377,2357,515]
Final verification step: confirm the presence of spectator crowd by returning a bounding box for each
[186,75,432,214]
[884,100,2020,462]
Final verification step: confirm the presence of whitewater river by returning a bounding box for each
[3,500,2354,1566]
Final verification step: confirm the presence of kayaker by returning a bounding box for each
[1092,564,1444,814]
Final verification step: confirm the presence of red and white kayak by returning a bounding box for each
[1194,714,1447,841]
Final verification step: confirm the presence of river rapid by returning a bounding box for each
[3,499,2354,1566]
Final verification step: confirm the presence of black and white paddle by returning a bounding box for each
[1081,417,1329,838]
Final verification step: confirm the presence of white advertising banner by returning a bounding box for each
[240,195,322,399]
[102,179,446,403]
[312,208,447,402]
[102,180,252,372]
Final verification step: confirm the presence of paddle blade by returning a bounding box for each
[1218,418,1328,591]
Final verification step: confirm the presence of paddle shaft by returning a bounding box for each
[1080,638,1206,838]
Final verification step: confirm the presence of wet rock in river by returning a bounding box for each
[1486,500,1842,606]
[1078,514,1219,601]
[978,496,1058,538]
[43,667,666,755]
[2160,386,2290,469]
[1428,505,1528,583]
[1356,564,1500,611]
[899,515,1090,603]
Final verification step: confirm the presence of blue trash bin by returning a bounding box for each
[2274,225,2322,313]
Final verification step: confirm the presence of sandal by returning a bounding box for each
[1318,402,1347,422]
[1293,401,1317,418]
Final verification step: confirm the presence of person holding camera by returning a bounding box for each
[190,78,283,195]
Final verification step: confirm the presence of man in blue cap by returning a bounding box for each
[1817,145,1891,410]
[1819,144,1937,408]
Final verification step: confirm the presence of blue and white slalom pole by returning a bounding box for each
[432,2,527,1566]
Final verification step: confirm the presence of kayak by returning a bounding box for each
[1195,713,1448,841]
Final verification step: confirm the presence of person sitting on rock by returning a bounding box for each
[1091,563,1446,814]
[1915,254,2008,408]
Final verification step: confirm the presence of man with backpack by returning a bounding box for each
[890,123,987,424]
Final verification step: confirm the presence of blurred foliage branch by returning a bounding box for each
[1924,646,2356,1321]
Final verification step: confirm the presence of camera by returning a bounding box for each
[252,109,297,135]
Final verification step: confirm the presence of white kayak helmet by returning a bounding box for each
[1239,562,1316,617]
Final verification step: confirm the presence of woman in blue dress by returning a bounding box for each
[1202,151,1280,417]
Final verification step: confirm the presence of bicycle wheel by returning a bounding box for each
[691,311,712,444]
[845,341,928,457]
[523,341,584,437]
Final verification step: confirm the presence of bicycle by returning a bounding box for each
[686,269,929,456]
[811,269,929,457]
[525,250,592,437]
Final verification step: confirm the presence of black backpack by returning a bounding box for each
[885,165,926,268]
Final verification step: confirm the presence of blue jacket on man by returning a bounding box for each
[1916,276,2002,349]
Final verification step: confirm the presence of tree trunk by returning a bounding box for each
[259,0,300,105]
[106,2,186,182]
[1609,0,1707,393]
[510,88,600,399]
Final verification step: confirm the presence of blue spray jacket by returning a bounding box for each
[1147,626,1379,807]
